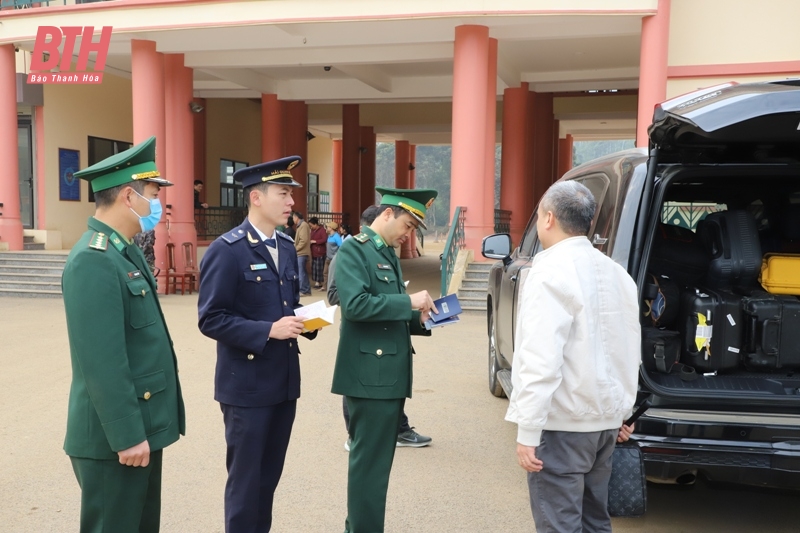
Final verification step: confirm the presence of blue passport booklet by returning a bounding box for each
[424,294,462,330]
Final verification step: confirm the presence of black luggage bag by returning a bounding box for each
[678,287,744,372]
[697,210,762,289]
[741,291,800,369]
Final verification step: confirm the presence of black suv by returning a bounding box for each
[482,80,800,490]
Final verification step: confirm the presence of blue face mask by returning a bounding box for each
[130,189,163,232]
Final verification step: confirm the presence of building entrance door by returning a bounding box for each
[18,117,34,229]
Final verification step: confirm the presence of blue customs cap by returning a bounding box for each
[234,156,303,189]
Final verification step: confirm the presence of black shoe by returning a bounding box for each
[300,291,312,296]
[396,428,432,448]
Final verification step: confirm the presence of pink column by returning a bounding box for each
[35,106,46,229]
[132,40,168,287]
[262,94,284,161]
[284,101,308,215]
[500,83,529,246]
[484,38,498,240]
[451,25,489,253]
[332,140,342,212]
[0,44,23,250]
[359,126,376,214]
[341,105,360,225]
[409,144,418,257]
[637,0,671,147]
[394,140,414,259]
[164,53,197,275]
[557,134,574,180]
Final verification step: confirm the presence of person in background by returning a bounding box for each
[322,221,342,289]
[327,205,433,454]
[62,136,185,533]
[309,217,327,290]
[339,223,352,242]
[508,180,640,533]
[194,180,209,209]
[292,211,312,296]
[133,229,156,274]
[284,214,296,240]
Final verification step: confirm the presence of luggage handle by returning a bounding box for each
[625,400,652,426]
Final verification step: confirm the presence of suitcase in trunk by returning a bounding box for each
[741,291,800,369]
[678,287,744,372]
[697,210,762,289]
[760,254,800,295]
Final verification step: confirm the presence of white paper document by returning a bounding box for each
[294,300,338,332]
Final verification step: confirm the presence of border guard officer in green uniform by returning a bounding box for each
[331,187,438,533]
[62,136,185,533]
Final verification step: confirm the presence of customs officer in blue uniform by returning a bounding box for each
[198,156,317,533]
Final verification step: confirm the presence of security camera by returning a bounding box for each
[324,66,332,72]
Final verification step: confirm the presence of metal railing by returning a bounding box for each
[494,209,511,234]
[440,206,466,297]
[307,212,349,228]
[195,207,246,241]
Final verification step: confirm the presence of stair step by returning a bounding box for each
[23,236,35,243]
[0,265,66,275]
[0,288,63,298]
[23,242,46,251]
[461,279,488,289]
[0,280,63,292]
[0,273,62,282]
[458,288,487,299]
[463,273,490,282]
[0,252,69,260]
[466,262,494,271]
[0,258,68,267]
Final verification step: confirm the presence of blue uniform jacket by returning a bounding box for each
[198,219,305,407]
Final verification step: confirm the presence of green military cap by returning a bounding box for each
[376,187,438,229]
[74,136,172,193]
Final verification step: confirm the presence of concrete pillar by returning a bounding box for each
[394,140,414,259]
[284,100,308,215]
[359,126,376,214]
[450,25,490,253]
[332,140,342,212]
[131,40,168,285]
[341,104,360,225]
[409,144,418,257]
[164,53,197,274]
[637,0,671,147]
[500,83,529,246]
[0,45,23,250]
[261,94,284,161]
[552,119,560,183]
[484,37,498,238]
[530,91,555,206]
[557,134,574,180]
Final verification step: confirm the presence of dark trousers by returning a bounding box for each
[527,429,617,533]
[221,401,297,533]
[311,256,325,284]
[344,396,405,533]
[342,394,411,434]
[70,449,164,533]
[297,256,310,293]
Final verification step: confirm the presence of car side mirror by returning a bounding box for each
[482,234,512,263]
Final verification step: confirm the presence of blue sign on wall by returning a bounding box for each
[59,148,80,201]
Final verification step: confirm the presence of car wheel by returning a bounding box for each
[488,313,506,398]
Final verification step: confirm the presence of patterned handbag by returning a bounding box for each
[607,442,647,517]
[607,400,651,517]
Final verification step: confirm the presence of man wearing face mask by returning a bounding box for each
[61,136,185,533]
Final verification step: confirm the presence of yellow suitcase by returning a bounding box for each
[760,254,800,295]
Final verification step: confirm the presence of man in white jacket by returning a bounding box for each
[507,180,641,533]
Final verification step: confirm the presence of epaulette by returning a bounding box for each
[277,230,294,243]
[88,232,108,251]
[354,233,370,244]
[221,228,247,244]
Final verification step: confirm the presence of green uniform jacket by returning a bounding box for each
[331,227,430,399]
[62,217,185,460]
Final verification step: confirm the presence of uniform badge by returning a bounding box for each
[377,263,392,270]
[246,232,260,244]
[425,198,435,209]
[127,270,143,279]
[250,263,268,271]
[287,160,299,170]
[88,232,108,251]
